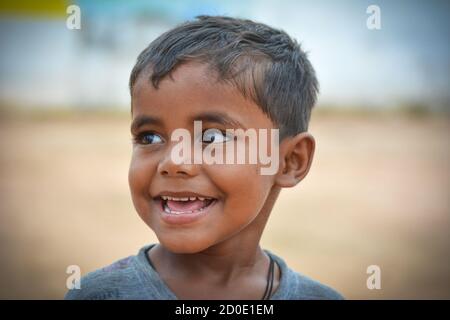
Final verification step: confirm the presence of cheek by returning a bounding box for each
[206,163,272,221]
[128,152,156,211]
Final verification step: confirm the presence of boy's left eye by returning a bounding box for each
[202,129,232,144]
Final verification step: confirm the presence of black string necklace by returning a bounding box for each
[261,253,275,300]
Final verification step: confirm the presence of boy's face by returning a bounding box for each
[129,62,280,253]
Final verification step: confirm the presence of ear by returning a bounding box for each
[275,132,315,188]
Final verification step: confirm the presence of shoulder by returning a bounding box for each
[287,269,344,300]
[268,252,344,300]
[64,255,139,300]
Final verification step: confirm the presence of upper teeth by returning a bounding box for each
[160,196,210,201]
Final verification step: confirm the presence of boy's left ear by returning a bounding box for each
[274,132,315,188]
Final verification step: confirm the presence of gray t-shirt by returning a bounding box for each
[65,244,343,300]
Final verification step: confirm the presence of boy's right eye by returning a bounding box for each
[135,132,164,145]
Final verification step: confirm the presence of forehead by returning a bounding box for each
[131,62,274,130]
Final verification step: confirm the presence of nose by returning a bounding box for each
[157,146,200,178]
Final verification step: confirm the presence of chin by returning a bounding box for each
[157,235,213,254]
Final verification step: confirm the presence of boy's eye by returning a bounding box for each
[202,128,232,144]
[136,132,163,145]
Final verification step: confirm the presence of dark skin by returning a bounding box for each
[129,62,315,299]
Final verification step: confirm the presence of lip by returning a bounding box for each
[154,190,215,199]
[152,191,218,225]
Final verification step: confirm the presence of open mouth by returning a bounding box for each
[155,195,216,215]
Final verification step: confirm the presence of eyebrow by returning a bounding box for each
[130,115,163,133]
[130,111,245,133]
[191,111,246,129]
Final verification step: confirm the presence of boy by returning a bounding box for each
[65,15,343,300]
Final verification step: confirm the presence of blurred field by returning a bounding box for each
[0,110,449,299]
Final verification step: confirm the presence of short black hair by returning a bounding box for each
[129,15,319,138]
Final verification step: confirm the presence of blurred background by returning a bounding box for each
[0,0,449,299]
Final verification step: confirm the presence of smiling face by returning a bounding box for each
[129,62,282,253]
